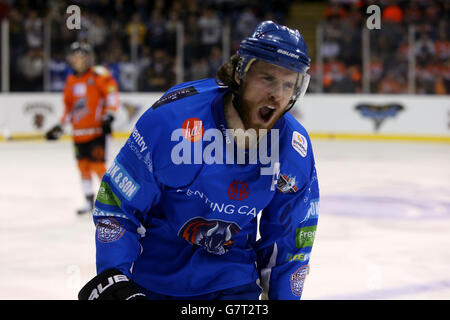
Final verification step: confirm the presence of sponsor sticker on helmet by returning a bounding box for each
[291,131,307,157]
[276,48,300,59]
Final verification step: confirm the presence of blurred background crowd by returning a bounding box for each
[0,0,448,94]
[318,0,449,94]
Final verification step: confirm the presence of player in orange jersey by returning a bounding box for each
[46,42,119,214]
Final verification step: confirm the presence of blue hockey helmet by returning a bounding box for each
[236,21,311,109]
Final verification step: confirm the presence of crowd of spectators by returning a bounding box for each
[318,0,449,94]
[0,0,447,94]
[0,0,290,92]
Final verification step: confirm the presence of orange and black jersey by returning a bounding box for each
[61,65,119,143]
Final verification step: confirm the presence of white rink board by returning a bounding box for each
[0,93,161,137]
[294,94,449,135]
[0,93,449,138]
[0,138,449,299]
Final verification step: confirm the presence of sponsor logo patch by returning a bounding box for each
[301,199,320,222]
[286,251,311,263]
[96,182,121,207]
[96,218,125,243]
[228,181,250,201]
[176,188,258,218]
[296,225,317,248]
[73,83,86,96]
[92,207,128,220]
[181,117,204,142]
[290,265,308,297]
[143,151,153,173]
[151,86,199,109]
[130,127,148,154]
[106,160,140,200]
[277,174,298,193]
[291,131,307,157]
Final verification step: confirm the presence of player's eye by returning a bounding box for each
[262,75,275,82]
[283,82,295,89]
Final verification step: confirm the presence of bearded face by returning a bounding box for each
[234,60,298,132]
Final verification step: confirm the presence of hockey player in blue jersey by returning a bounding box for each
[78,20,319,300]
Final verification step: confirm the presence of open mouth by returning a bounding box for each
[258,106,276,123]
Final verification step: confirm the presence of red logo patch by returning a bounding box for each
[181,117,204,142]
[228,181,250,201]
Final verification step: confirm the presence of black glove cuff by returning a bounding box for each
[103,113,115,123]
[102,114,114,135]
[45,124,63,140]
[78,268,146,300]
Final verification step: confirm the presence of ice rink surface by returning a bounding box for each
[0,137,449,300]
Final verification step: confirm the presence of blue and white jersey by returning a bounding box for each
[93,78,319,299]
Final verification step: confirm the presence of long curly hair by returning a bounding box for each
[216,54,240,92]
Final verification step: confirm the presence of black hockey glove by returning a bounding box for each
[45,124,63,140]
[102,113,114,135]
[78,268,147,300]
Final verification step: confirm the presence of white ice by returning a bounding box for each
[0,138,449,299]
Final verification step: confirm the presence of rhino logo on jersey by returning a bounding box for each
[178,217,241,255]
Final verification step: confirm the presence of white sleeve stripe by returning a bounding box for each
[260,242,278,299]
[93,207,129,220]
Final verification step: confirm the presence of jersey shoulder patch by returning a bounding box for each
[283,113,310,159]
[93,65,110,77]
[151,79,220,110]
[291,131,308,158]
[151,85,199,109]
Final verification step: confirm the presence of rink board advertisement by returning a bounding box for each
[292,94,450,140]
[0,93,156,139]
[0,93,449,141]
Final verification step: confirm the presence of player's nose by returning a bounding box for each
[268,83,282,105]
